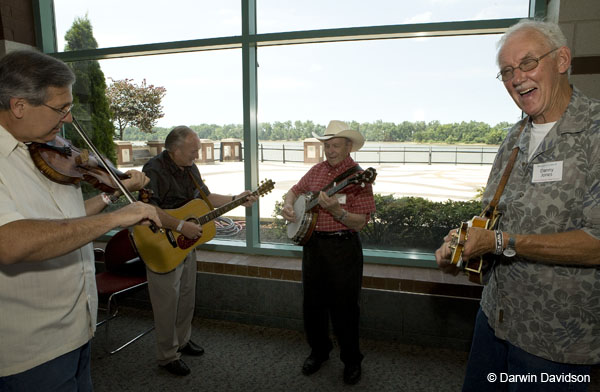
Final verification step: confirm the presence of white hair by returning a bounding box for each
[496,19,568,66]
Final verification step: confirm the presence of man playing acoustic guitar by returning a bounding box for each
[435,20,600,391]
[281,120,375,385]
[142,126,257,376]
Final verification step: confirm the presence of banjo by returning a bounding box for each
[287,167,377,245]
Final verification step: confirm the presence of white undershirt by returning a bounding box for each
[529,121,556,160]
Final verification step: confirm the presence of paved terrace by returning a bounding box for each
[122,161,492,219]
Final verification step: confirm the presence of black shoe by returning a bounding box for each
[343,363,361,385]
[302,355,328,376]
[179,340,205,356]
[160,359,191,376]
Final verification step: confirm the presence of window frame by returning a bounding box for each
[35,0,544,267]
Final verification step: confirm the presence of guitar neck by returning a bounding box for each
[197,193,254,225]
[305,178,353,211]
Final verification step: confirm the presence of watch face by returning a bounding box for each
[503,248,516,257]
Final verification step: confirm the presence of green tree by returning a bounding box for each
[106,78,167,140]
[63,15,116,162]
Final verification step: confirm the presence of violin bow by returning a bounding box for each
[70,116,162,233]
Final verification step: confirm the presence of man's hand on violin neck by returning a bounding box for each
[121,170,150,192]
[113,202,162,228]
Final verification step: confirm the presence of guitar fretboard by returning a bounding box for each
[198,195,252,225]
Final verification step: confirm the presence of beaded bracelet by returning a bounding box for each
[494,230,504,255]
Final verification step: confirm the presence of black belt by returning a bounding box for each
[313,230,356,238]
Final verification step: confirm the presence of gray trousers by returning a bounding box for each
[146,250,197,365]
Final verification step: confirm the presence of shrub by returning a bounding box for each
[270,194,482,251]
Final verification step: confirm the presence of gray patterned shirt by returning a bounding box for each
[481,87,600,364]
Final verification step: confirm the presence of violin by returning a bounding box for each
[28,116,160,233]
[28,134,130,193]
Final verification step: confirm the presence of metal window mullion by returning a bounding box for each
[242,0,260,250]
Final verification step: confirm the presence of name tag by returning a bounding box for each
[532,161,563,183]
[336,194,347,204]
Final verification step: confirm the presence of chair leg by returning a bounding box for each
[108,325,155,355]
[97,282,154,354]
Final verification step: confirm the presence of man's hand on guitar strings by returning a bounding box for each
[435,228,461,275]
[235,190,259,208]
[180,221,203,240]
[435,243,461,275]
[460,227,496,261]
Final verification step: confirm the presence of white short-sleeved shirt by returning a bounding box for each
[0,125,97,377]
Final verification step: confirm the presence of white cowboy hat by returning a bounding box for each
[312,120,365,152]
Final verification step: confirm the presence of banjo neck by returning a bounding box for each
[305,176,355,211]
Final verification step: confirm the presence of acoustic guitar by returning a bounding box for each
[124,179,274,273]
[287,168,377,245]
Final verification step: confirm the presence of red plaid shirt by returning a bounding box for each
[291,156,375,232]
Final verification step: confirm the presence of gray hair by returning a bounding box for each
[0,49,75,110]
[165,126,197,151]
[496,19,568,66]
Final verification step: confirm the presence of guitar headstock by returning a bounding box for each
[349,167,377,186]
[449,221,469,266]
[255,179,275,197]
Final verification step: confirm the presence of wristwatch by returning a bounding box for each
[503,235,516,257]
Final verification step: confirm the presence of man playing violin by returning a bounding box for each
[281,120,375,385]
[0,49,161,390]
[435,20,600,391]
[141,125,257,377]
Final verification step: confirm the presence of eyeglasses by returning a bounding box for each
[496,47,559,82]
[41,103,74,118]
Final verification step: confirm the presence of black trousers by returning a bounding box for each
[302,231,364,365]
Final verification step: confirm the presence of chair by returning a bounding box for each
[95,229,154,354]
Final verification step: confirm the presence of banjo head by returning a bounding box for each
[287,193,310,239]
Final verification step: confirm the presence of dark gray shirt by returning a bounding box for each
[142,150,210,210]
[481,87,600,364]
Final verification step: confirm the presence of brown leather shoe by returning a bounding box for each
[160,359,191,376]
[179,340,205,356]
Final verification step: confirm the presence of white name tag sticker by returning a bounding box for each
[532,161,563,183]
[336,194,347,204]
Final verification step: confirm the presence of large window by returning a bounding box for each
[54,0,241,48]
[256,36,521,251]
[45,0,537,263]
[257,0,529,33]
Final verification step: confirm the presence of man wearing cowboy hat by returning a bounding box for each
[282,120,375,385]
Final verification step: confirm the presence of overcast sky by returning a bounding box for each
[54,0,529,128]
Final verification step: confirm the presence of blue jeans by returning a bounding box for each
[463,308,591,392]
[0,342,93,392]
